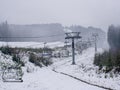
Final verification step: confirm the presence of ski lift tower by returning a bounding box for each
[92,33,98,53]
[65,32,81,65]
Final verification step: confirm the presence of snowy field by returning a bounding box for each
[0,42,119,90]
[0,41,64,48]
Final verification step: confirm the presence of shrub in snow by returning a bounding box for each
[12,54,25,66]
[0,46,13,55]
[42,58,53,66]
[29,53,43,67]
[29,53,52,67]
[94,50,120,74]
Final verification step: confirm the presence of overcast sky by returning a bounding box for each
[0,0,120,31]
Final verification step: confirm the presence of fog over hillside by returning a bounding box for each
[9,23,64,42]
[0,23,106,47]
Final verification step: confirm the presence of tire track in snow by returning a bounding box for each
[52,69,113,90]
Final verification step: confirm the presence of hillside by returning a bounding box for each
[9,23,64,42]
[0,23,107,48]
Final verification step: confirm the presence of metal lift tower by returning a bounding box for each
[65,32,81,65]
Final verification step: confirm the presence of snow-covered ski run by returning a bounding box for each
[0,42,119,90]
[0,68,105,90]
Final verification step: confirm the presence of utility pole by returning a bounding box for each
[65,32,81,65]
[92,33,98,53]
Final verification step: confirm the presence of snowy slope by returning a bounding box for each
[0,42,119,90]
[51,48,120,90]
[0,68,105,90]
[0,51,105,90]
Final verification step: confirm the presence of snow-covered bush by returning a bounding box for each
[29,52,52,67]
[29,53,43,67]
[12,54,25,66]
[0,46,13,55]
[94,50,120,74]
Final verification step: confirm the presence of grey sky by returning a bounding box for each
[0,0,120,31]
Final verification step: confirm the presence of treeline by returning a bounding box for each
[94,25,120,73]
[0,22,64,42]
[108,25,120,50]
[0,21,11,41]
[0,21,106,43]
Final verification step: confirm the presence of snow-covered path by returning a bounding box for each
[0,68,104,90]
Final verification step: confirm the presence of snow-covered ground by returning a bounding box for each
[0,50,104,90]
[0,42,119,90]
[0,41,64,48]
[51,48,120,90]
[0,68,105,90]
